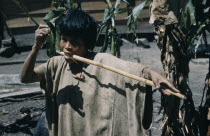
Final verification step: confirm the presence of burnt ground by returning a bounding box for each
[0,33,209,135]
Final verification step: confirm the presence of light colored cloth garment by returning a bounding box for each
[38,52,152,136]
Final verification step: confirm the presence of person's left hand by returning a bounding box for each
[147,69,180,95]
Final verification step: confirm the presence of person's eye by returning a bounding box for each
[61,37,67,42]
[70,40,79,47]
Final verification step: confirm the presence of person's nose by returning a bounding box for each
[65,41,72,49]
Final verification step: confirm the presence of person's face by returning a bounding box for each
[60,35,87,63]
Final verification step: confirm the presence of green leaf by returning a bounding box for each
[127,14,135,32]
[114,0,129,10]
[111,34,116,55]
[43,8,65,22]
[122,0,129,5]
[132,0,148,21]
[55,27,61,51]
[116,8,129,14]
[115,0,121,9]
[185,8,192,30]
[100,29,109,52]
[187,22,206,46]
[101,7,111,23]
[185,0,195,25]
[97,23,106,40]
[127,0,148,36]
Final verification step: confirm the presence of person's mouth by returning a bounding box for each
[63,49,73,58]
[63,50,78,63]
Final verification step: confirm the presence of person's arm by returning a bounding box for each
[20,24,49,83]
[143,67,180,95]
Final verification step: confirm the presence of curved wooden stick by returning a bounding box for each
[58,52,186,99]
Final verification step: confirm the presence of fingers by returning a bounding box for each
[35,26,50,38]
[154,80,160,90]
[163,80,180,93]
[160,88,172,96]
[36,28,50,34]
[36,29,49,36]
[154,79,180,96]
[35,24,50,45]
[149,69,180,96]
[154,80,171,96]
[36,24,50,35]
[38,24,48,29]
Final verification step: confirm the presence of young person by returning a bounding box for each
[20,9,179,136]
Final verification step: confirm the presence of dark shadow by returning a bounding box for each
[0,108,44,135]
[126,82,153,129]
[84,68,153,129]
[57,85,85,117]
[143,86,153,130]
[125,82,146,92]
[55,52,101,117]
[83,70,126,97]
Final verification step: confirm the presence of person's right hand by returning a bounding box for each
[34,24,50,48]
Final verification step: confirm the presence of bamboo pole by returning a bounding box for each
[58,52,186,99]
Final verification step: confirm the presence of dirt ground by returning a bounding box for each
[0,33,209,135]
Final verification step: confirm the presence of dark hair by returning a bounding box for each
[59,9,97,50]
